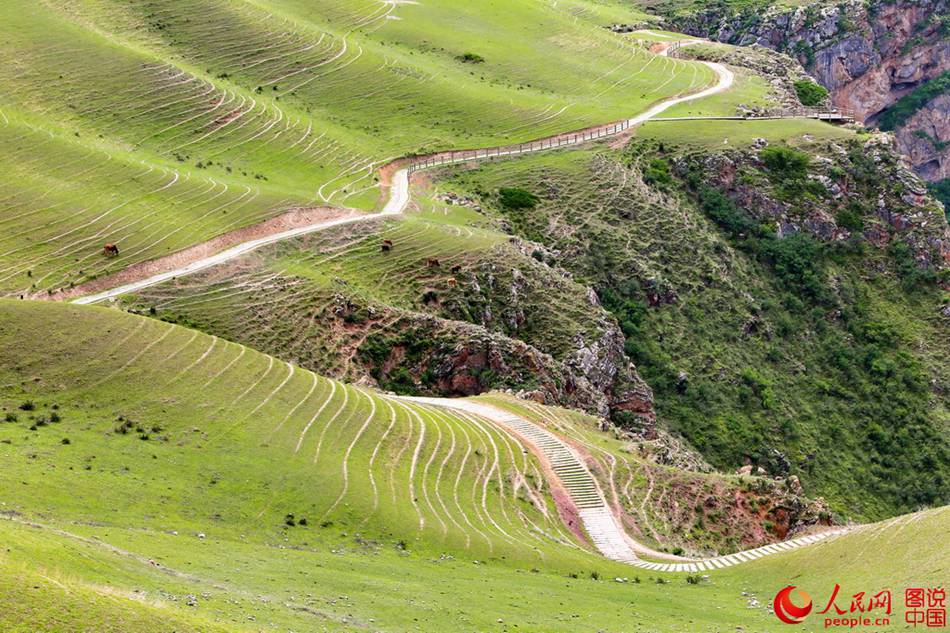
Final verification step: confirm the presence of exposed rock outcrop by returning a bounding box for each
[670,0,950,180]
[344,304,655,429]
[437,246,656,428]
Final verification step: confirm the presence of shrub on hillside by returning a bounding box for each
[793,79,828,106]
[761,146,810,182]
[754,233,829,302]
[498,187,539,211]
[888,240,939,289]
[695,186,762,238]
[456,52,485,64]
[759,146,826,200]
[739,367,775,410]
[928,179,950,221]
[836,204,865,231]
[643,158,674,189]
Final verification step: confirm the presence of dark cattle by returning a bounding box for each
[103,243,119,257]
[426,258,441,268]
[450,264,462,274]
[381,239,394,252]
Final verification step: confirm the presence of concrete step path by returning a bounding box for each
[401,396,848,571]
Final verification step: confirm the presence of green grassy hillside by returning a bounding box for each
[1,299,946,632]
[0,0,714,296]
[3,506,947,632]
[3,3,947,629]
[0,300,587,567]
[0,114,309,297]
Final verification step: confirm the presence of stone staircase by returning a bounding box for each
[403,396,847,571]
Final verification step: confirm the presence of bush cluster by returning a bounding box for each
[793,79,828,106]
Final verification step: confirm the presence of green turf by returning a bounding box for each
[0,0,718,296]
[5,506,946,632]
[660,68,774,117]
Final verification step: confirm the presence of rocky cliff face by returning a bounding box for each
[436,244,656,430]
[897,93,950,181]
[671,0,950,181]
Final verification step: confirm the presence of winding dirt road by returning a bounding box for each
[70,45,730,305]
[72,172,410,305]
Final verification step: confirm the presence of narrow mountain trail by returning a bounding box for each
[66,43,730,305]
[404,396,850,573]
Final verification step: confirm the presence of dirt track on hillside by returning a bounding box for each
[43,206,359,302]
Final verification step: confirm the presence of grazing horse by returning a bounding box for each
[102,243,119,257]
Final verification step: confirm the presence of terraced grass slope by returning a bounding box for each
[0,114,314,298]
[0,0,715,296]
[7,507,945,633]
[2,300,947,632]
[0,300,594,567]
[476,394,833,558]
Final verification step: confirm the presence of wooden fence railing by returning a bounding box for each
[407,119,633,173]
[405,107,854,174]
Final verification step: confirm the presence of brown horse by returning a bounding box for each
[103,243,119,257]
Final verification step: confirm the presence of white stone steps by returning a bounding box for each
[402,396,848,574]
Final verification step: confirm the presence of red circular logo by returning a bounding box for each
[774,586,813,624]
